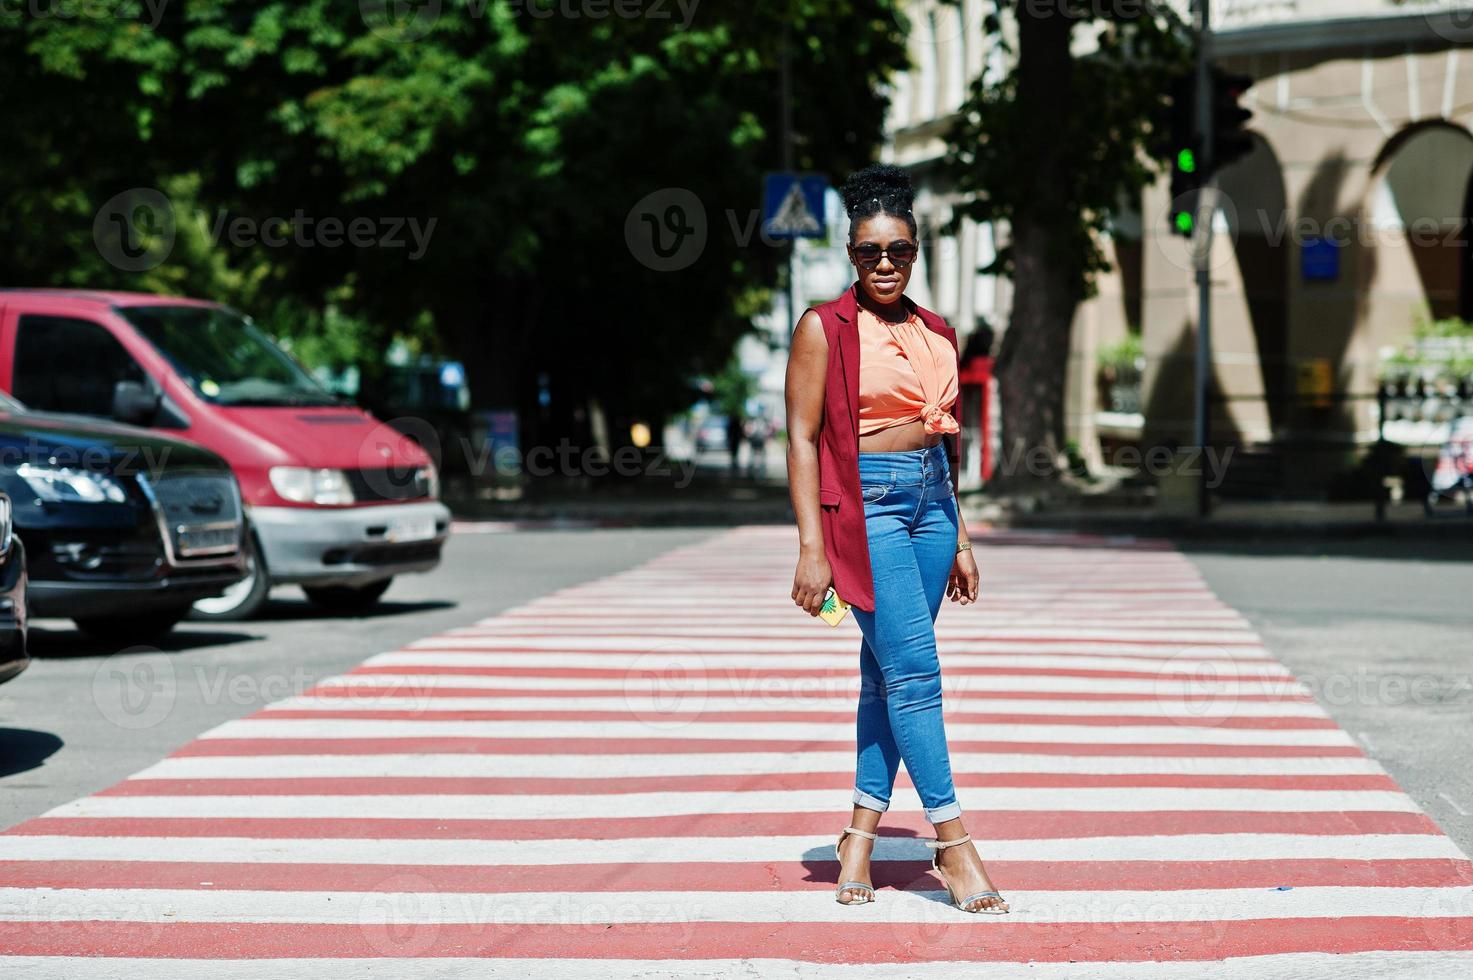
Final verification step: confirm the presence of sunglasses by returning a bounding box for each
[850,239,919,270]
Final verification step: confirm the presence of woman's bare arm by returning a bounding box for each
[785,309,832,616]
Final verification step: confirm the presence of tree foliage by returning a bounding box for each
[940,2,1189,486]
[0,0,908,451]
[944,1,1189,298]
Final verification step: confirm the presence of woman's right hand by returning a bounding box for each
[792,548,833,617]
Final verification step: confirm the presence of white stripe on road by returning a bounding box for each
[312,671,1316,699]
[130,752,1382,782]
[396,649,1284,672]
[2,886,1467,924]
[440,625,1264,643]
[405,640,1276,660]
[5,834,1459,866]
[40,788,1420,821]
[360,657,1306,692]
[6,952,1473,980]
[266,694,1334,719]
[450,618,1256,634]
[195,718,1350,746]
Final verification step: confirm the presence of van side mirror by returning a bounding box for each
[112,380,160,426]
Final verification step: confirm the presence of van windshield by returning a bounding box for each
[123,305,340,407]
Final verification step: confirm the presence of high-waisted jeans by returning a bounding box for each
[850,441,963,824]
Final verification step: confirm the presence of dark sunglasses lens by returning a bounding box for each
[890,242,918,266]
[853,245,882,266]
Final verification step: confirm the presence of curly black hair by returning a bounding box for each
[839,163,918,241]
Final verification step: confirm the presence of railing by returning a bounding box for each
[1087,370,1471,519]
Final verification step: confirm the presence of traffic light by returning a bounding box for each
[1161,68,1255,236]
[1211,68,1255,170]
[1165,72,1200,238]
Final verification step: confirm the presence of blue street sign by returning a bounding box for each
[763,173,828,240]
[1301,237,1340,282]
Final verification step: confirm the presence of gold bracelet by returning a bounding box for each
[956,541,972,553]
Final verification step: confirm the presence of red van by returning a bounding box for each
[0,290,451,619]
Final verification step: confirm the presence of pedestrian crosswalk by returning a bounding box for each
[2,526,1471,975]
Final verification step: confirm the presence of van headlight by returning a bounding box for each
[16,463,129,504]
[269,467,355,506]
[417,464,440,500]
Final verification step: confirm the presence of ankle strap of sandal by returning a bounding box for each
[925,833,971,849]
[841,826,878,840]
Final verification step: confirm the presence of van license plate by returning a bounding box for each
[387,516,437,543]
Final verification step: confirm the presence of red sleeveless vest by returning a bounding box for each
[808,282,962,612]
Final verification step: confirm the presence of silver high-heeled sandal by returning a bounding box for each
[833,826,878,905]
[926,833,1009,913]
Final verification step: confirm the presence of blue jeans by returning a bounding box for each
[850,441,963,824]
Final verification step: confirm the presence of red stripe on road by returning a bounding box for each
[410,636,1270,650]
[249,708,1338,729]
[6,810,1441,841]
[168,737,1369,757]
[1,918,1469,960]
[97,772,1399,797]
[2,858,1468,894]
[351,663,1285,683]
[311,684,1319,704]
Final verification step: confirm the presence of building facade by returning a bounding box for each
[888,0,1473,496]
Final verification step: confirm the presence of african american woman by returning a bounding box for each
[783,163,1009,915]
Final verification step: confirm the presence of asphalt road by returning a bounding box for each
[0,527,716,830]
[1183,536,1473,852]
[3,526,1470,859]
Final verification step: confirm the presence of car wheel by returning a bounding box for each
[302,578,393,614]
[191,530,271,621]
[74,604,192,643]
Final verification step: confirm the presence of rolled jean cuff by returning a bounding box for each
[924,800,963,823]
[852,788,890,813]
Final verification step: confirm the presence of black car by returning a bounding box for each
[0,391,247,641]
[0,492,27,684]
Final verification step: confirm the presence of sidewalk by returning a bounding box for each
[973,497,1473,542]
[445,479,1473,540]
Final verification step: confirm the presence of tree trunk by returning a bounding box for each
[992,2,1081,492]
[995,222,1080,489]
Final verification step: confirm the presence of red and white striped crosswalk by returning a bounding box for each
[2,526,1471,974]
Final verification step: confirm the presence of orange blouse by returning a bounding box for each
[856,306,959,437]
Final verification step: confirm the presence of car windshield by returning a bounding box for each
[122,305,340,407]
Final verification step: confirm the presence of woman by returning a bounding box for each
[783,163,1009,914]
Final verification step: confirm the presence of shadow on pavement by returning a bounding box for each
[249,598,457,623]
[0,728,63,777]
[26,626,260,659]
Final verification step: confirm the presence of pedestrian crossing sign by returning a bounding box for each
[763,173,828,239]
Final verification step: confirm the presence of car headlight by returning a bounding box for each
[0,494,11,560]
[417,464,440,500]
[269,467,355,506]
[16,463,129,504]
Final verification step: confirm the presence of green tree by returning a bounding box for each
[943,2,1188,488]
[0,0,908,460]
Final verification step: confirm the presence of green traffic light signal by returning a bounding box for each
[1177,148,1196,174]
[1174,209,1194,234]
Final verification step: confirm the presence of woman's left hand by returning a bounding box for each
[948,548,979,604]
